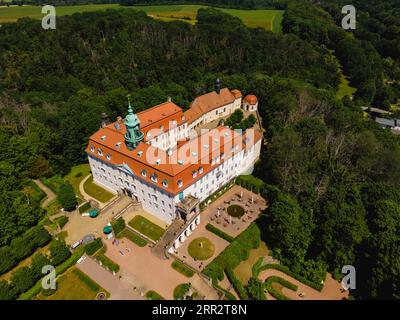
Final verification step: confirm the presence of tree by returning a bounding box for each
[0,246,16,274]
[266,193,312,264]
[10,267,35,295]
[0,280,16,300]
[50,239,71,265]
[57,181,77,211]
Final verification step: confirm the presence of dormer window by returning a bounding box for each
[115,142,121,148]
[162,179,168,188]
[141,169,147,177]
[147,133,152,139]
[178,159,184,165]
[198,167,203,174]
[90,145,95,152]
[137,151,143,157]
[106,153,111,160]
[192,170,197,178]
[155,159,161,165]
[101,135,106,141]
[151,173,158,182]
[98,148,103,156]
[177,179,183,188]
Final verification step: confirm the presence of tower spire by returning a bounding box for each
[124,95,143,150]
[215,78,221,94]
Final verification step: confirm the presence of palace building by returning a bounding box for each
[86,81,262,233]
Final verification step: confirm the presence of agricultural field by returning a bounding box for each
[0,4,284,31]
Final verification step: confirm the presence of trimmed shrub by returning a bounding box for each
[173,283,191,300]
[30,253,51,277]
[78,202,91,213]
[265,275,298,300]
[85,238,103,256]
[206,224,234,242]
[58,181,77,211]
[245,277,266,300]
[0,246,17,274]
[54,216,69,229]
[225,268,249,300]
[146,290,165,300]
[95,250,119,273]
[50,239,71,265]
[111,217,126,236]
[260,264,323,291]
[214,283,236,300]
[203,223,260,282]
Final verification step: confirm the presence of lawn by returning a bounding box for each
[23,180,46,203]
[36,267,107,300]
[83,175,114,203]
[128,215,165,241]
[64,163,91,200]
[188,237,215,261]
[171,260,195,278]
[118,228,148,247]
[40,175,64,194]
[0,4,284,31]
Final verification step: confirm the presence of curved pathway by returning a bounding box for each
[34,179,56,208]
[259,269,348,300]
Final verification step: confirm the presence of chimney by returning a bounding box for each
[117,116,122,123]
[215,78,221,94]
[167,96,172,102]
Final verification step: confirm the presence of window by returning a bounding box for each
[98,148,103,156]
[177,179,183,188]
[141,169,147,177]
[216,110,218,115]
[106,153,111,160]
[101,135,106,141]
[115,142,121,148]
[137,151,143,157]
[162,179,168,188]
[198,167,203,174]
[151,173,158,182]
[192,170,197,178]
[90,145,95,152]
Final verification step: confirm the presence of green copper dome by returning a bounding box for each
[125,104,141,127]
[124,99,143,150]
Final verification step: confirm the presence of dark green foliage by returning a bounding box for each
[57,182,77,211]
[53,216,69,229]
[50,239,71,265]
[0,246,17,275]
[10,267,35,295]
[111,217,126,236]
[225,109,244,127]
[85,238,103,256]
[205,224,234,242]
[245,277,266,300]
[0,280,16,300]
[26,226,52,248]
[265,275,298,300]
[225,268,249,300]
[173,283,191,300]
[10,236,35,261]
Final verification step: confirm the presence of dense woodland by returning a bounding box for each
[0,1,399,299]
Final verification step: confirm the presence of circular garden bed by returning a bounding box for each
[227,204,245,218]
[188,237,215,260]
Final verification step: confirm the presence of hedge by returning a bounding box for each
[265,275,298,300]
[84,238,103,256]
[78,202,91,213]
[111,217,126,236]
[53,216,68,229]
[203,223,260,282]
[25,180,46,203]
[146,290,165,300]
[235,175,280,203]
[225,268,249,300]
[205,224,234,242]
[260,264,323,291]
[95,248,120,273]
[0,226,51,275]
[199,181,235,210]
[171,260,195,278]
[173,283,191,300]
[214,283,236,300]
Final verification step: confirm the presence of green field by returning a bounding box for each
[0,4,284,31]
